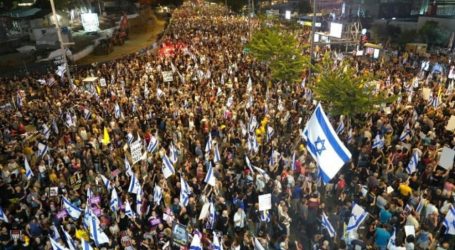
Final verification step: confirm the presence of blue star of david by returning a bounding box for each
[351,214,357,221]
[314,136,326,155]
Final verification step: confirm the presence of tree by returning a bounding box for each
[247,26,309,83]
[311,53,395,117]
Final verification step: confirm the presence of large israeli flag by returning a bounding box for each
[443,205,455,235]
[346,204,368,233]
[321,212,336,237]
[302,104,352,183]
[62,197,82,220]
[406,151,420,174]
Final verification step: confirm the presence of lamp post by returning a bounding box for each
[49,0,72,85]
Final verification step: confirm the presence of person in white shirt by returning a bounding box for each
[233,207,246,233]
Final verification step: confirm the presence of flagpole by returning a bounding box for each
[49,0,72,85]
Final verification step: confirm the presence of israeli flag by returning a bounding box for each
[372,134,385,149]
[89,214,110,246]
[189,232,203,250]
[246,95,254,109]
[114,103,121,119]
[336,117,345,134]
[24,157,34,180]
[217,87,222,97]
[321,212,336,237]
[301,77,306,89]
[0,206,8,223]
[153,185,162,205]
[52,224,61,240]
[83,109,91,120]
[62,197,82,220]
[16,91,23,108]
[126,132,134,145]
[82,206,91,229]
[42,124,51,139]
[416,197,425,214]
[147,136,159,152]
[266,126,274,142]
[180,176,191,207]
[162,154,175,179]
[253,237,265,250]
[37,142,48,158]
[52,119,59,135]
[247,77,253,93]
[81,239,94,250]
[99,174,111,190]
[65,112,75,128]
[136,189,143,217]
[249,116,258,132]
[61,227,77,250]
[254,166,271,181]
[443,205,455,235]
[245,156,255,173]
[406,151,420,174]
[260,210,270,223]
[248,133,259,153]
[346,204,368,233]
[302,104,352,183]
[157,88,165,99]
[110,188,120,212]
[387,229,397,249]
[213,144,221,163]
[169,143,179,164]
[124,199,135,218]
[204,162,216,187]
[128,174,142,194]
[123,158,133,177]
[49,236,69,250]
[291,152,296,171]
[205,133,212,153]
[268,150,276,166]
[213,232,223,250]
[207,202,216,229]
[429,94,439,108]
[226,96,233,108]
[400,123,411,141]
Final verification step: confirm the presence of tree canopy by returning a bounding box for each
[247,26,309,83]
[311,53,395,117]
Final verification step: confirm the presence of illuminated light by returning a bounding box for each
[285,10,291,20]
[361,28,367,35]
[81,13,100,32]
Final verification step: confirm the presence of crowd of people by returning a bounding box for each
[0,1,454,250]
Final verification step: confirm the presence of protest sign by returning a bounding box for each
[439,147,455,170]
[130,140,143,164]
[258,193,272,211]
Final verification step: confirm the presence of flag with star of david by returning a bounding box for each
[302,103,352,183]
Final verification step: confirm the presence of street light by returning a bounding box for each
[49,0,72,85]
